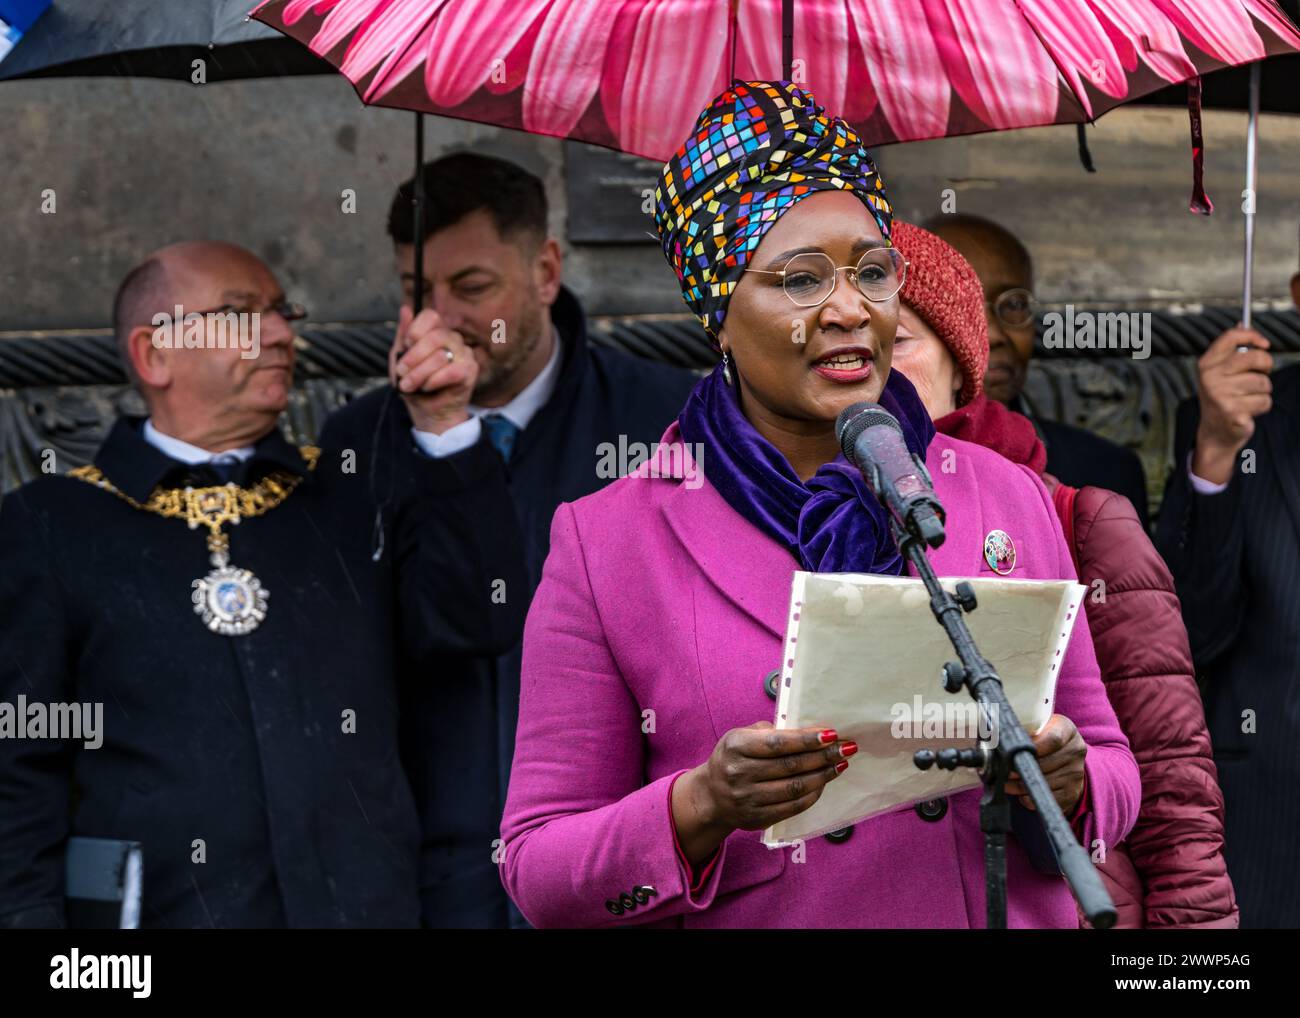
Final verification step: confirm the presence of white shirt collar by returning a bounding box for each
[467,325,562,432]
[142,419,256,465]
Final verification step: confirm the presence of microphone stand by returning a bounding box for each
[893,520,1117,930]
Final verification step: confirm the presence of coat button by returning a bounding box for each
[764,669,781,700]
[605,899,624,916]
[915,798,948,822]
[632,885,657,904]
[825,826,853,843]
[618,891,636,911]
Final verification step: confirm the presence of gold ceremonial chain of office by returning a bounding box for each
[67,446,320,636]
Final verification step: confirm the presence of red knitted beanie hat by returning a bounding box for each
[891,220,989,407]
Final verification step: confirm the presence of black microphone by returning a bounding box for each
[836,402,946,549]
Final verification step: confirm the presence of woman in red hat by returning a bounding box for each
[890,220,1238,928]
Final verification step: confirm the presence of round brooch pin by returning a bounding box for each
[983,529,1016,575]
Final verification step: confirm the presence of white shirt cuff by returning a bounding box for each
[1187,450,1229,495]
[411,416,481,459]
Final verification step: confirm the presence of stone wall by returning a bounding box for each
[2,74,1298,328]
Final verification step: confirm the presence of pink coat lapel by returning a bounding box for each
[649,428,997,639]
[650,423,797,640]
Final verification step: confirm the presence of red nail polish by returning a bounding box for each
[840,741,859,758]
[835,761,849,774]
[819,729,837,744]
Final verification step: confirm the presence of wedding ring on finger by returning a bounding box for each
[442,347,455,363]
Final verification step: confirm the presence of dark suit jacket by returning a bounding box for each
[319,287,699,928]
[0,419,526,928]
[1155,363,1300,928]
[1013,397,1149,529]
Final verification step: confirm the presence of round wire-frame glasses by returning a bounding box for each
[744,248,908,308]
[985,288,1037,329]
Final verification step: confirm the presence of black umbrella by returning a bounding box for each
[0,0,333,81]
[0,0,432,311]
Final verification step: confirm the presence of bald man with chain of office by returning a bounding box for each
[0,241,526,928]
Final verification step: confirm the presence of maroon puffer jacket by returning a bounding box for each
[937,396,1237,928]
[1054,482,1237,928]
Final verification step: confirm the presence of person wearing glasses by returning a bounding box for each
[497,82,1138,929]
[925,215,1149,529]
[0,241,527,928]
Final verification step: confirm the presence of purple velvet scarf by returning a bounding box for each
[678,366,936,575]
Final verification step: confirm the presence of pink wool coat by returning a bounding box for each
[499,424,1140,928]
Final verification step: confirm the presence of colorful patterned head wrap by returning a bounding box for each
[654,80,893,341]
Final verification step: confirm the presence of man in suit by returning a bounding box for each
[1155,262,1300,928]
[0,241,525,927]
[927,214,1149,527]
[320,153,698,927]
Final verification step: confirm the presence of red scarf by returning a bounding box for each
[934,395,1048,476]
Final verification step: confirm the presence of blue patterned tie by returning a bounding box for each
[481,413,520,463]
[207,456,242,484]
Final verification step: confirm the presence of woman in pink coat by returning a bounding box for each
[499,81,1139,929]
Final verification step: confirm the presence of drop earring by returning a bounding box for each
[721,349,734,386]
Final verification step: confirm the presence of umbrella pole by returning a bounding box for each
[782,0,793,79]
[371,111,426,563]
[413,112,426,315]
[1242,62,1260,329]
